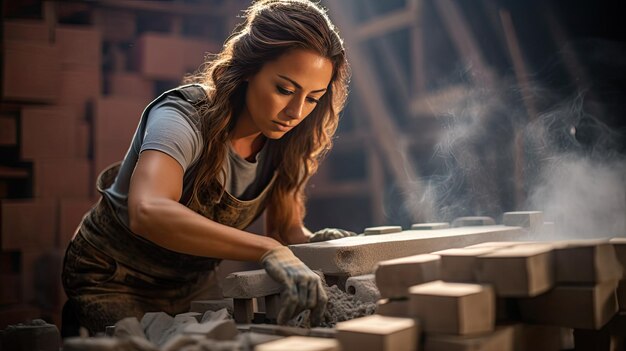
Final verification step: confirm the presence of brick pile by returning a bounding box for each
[1,3,221,330]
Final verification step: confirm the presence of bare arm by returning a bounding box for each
[128,150,281,262]
[265,192,312,245]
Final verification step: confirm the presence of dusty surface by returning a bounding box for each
[290,225,528,275]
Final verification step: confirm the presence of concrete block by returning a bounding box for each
[1,199,57,250]
[508,323,562,351]
[375,254,440,298]
[3,20,50,42]
[409,280,495,335]
[190,299,234,315]
[265,294,280,321]
[502,211,543,229]
[376,298,410,318]
[136,33,186,80]
[55,25,102,68]
[141,311,178,346]
[476,244,554,297]
[255,336,339,351]
[452,216,496,227]
[0,319,60,351]
[609,237,626,279]
[21,107,77,160]
[223,269,282,299]
[33,158,91,199]
[176,312,202,322]
[465,241,525,249]
[3,41,61,102]
[424,325,514,351]
[112,317,145,339]
[433,247,498,283]
[572,312,626,351]
[411,222,449,230]
[336,315,418,351]
[345,274,380,303]
[518,280,619,330]
[363,226,402,235]
[554,240,623,284]
[200,308,231,323]
[290,225,527,276]
[234,298,254,324]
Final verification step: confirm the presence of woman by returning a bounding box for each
[61,0,353,335]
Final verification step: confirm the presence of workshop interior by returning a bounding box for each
[1,0,626,350]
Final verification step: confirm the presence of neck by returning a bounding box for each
[230,110,265,161]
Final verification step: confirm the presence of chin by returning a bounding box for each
[263,131,289,139]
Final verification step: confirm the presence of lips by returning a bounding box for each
[272,120,291,132]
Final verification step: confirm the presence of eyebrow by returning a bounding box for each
[277,75,327,93]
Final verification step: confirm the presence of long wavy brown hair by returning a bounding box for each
[186,0,350,238]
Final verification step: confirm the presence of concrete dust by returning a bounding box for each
[290,283,377,328]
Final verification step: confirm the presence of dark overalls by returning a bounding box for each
[61,85,277,334]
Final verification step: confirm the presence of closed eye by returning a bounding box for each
[277,86,294,95]
[306,96,320,104]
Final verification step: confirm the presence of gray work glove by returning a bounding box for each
[308,228,357,243]
[261,246,328,326]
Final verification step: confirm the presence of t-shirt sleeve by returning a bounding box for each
[140,99,202,171]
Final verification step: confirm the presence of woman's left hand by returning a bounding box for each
[308,228,356,242]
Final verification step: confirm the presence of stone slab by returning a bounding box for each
[364,226,402,235]
[517,281,619,330]
[223,269,282,299]
[609,237,626,279]
[376,298,411,318]
[424,325,514,351]
[433,247,499,283]
[502,211,543,229]
[290,226,526,276]
[554,240,623,284]
[335,315,418,351]
[411,222,450,230]
[255,336,339,351]
[409,280,495,335]
[375,254,441,298]
[476,244,555,297]
[508,323,562,351]
[345,274,380,303]
[452,216,496,227]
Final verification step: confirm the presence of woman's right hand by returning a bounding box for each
[260,246,327,326]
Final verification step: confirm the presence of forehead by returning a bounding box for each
[260,49,333,91]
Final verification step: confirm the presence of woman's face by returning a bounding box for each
[240,48,334,139]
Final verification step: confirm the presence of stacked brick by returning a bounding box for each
[372,237,626,350]
[1,2,224,330]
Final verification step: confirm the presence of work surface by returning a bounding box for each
[289,225,532,275]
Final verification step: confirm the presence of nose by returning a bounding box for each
[285,96,305,120]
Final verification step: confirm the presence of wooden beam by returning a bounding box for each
[91,0,230,17]
[327,2,433,222]
[433,0,494,86]
[355,9,415,41]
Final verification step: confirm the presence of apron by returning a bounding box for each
[61,85,277,334]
